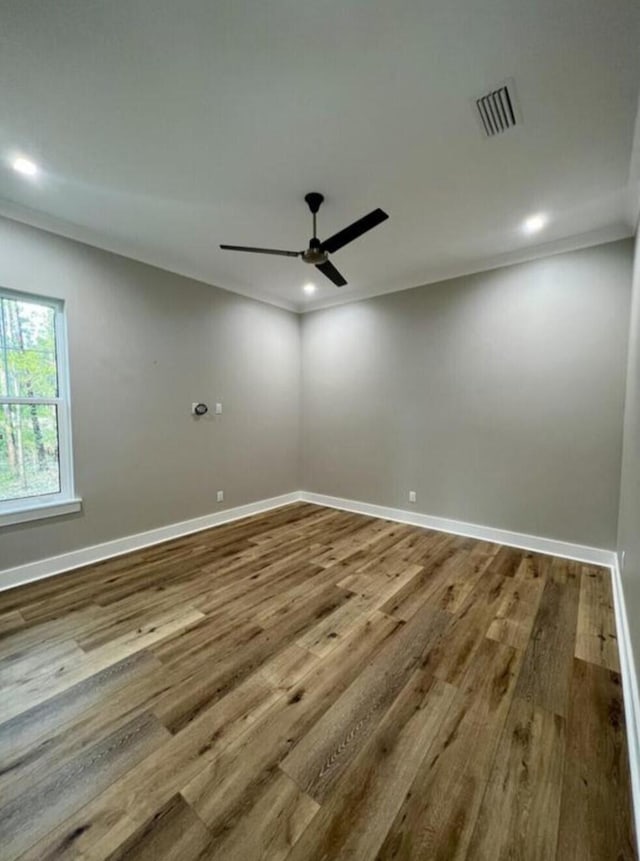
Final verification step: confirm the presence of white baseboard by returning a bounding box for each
[299,491,616,567]
[0,491,303,592]
[0,488,617,589]
[611,556,640,846]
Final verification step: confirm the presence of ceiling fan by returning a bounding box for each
[220,193,389,287]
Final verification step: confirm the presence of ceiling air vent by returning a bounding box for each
[475,82,518,137]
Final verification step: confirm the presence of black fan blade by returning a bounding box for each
[316,259,347,287]
[320,208,388,254]
[220,244,301,258]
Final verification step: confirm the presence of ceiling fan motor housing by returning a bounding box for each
[303,236,328,264]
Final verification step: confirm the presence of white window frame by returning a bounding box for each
[0,287,81,527]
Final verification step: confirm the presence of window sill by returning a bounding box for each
[0,497,83,527]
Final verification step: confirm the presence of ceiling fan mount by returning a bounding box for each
[304,192,324,214]
[220,192,389,288]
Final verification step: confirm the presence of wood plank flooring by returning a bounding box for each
[0,502,635,860]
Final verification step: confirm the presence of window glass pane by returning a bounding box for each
[0,297,58,398]
[0,404,60,501]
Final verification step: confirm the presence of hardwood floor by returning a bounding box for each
[0,502,635,860]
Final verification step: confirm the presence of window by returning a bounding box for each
[0,288,80,526]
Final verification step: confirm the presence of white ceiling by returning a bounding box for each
[1,0,639,312]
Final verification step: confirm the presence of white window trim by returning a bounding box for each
[0,497,82,527]
[0,287,81,527]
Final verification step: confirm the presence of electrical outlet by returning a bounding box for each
[409,491,417,503]
[217,490,224,502]
[215,402,223,415]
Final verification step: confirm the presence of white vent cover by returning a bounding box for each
[475,83,519,137]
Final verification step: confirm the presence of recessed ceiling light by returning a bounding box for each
[303,282,316,295]
[11,156,39,177]
[522,213,548,235]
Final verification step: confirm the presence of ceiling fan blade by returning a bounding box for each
[316,259,347,287]
[220,244,301,258]
[320,208,389,254]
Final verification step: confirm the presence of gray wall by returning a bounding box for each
[0,217,301,570]
[302,240,633,549]
[618,229,640,667]
[0,220,633,573]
